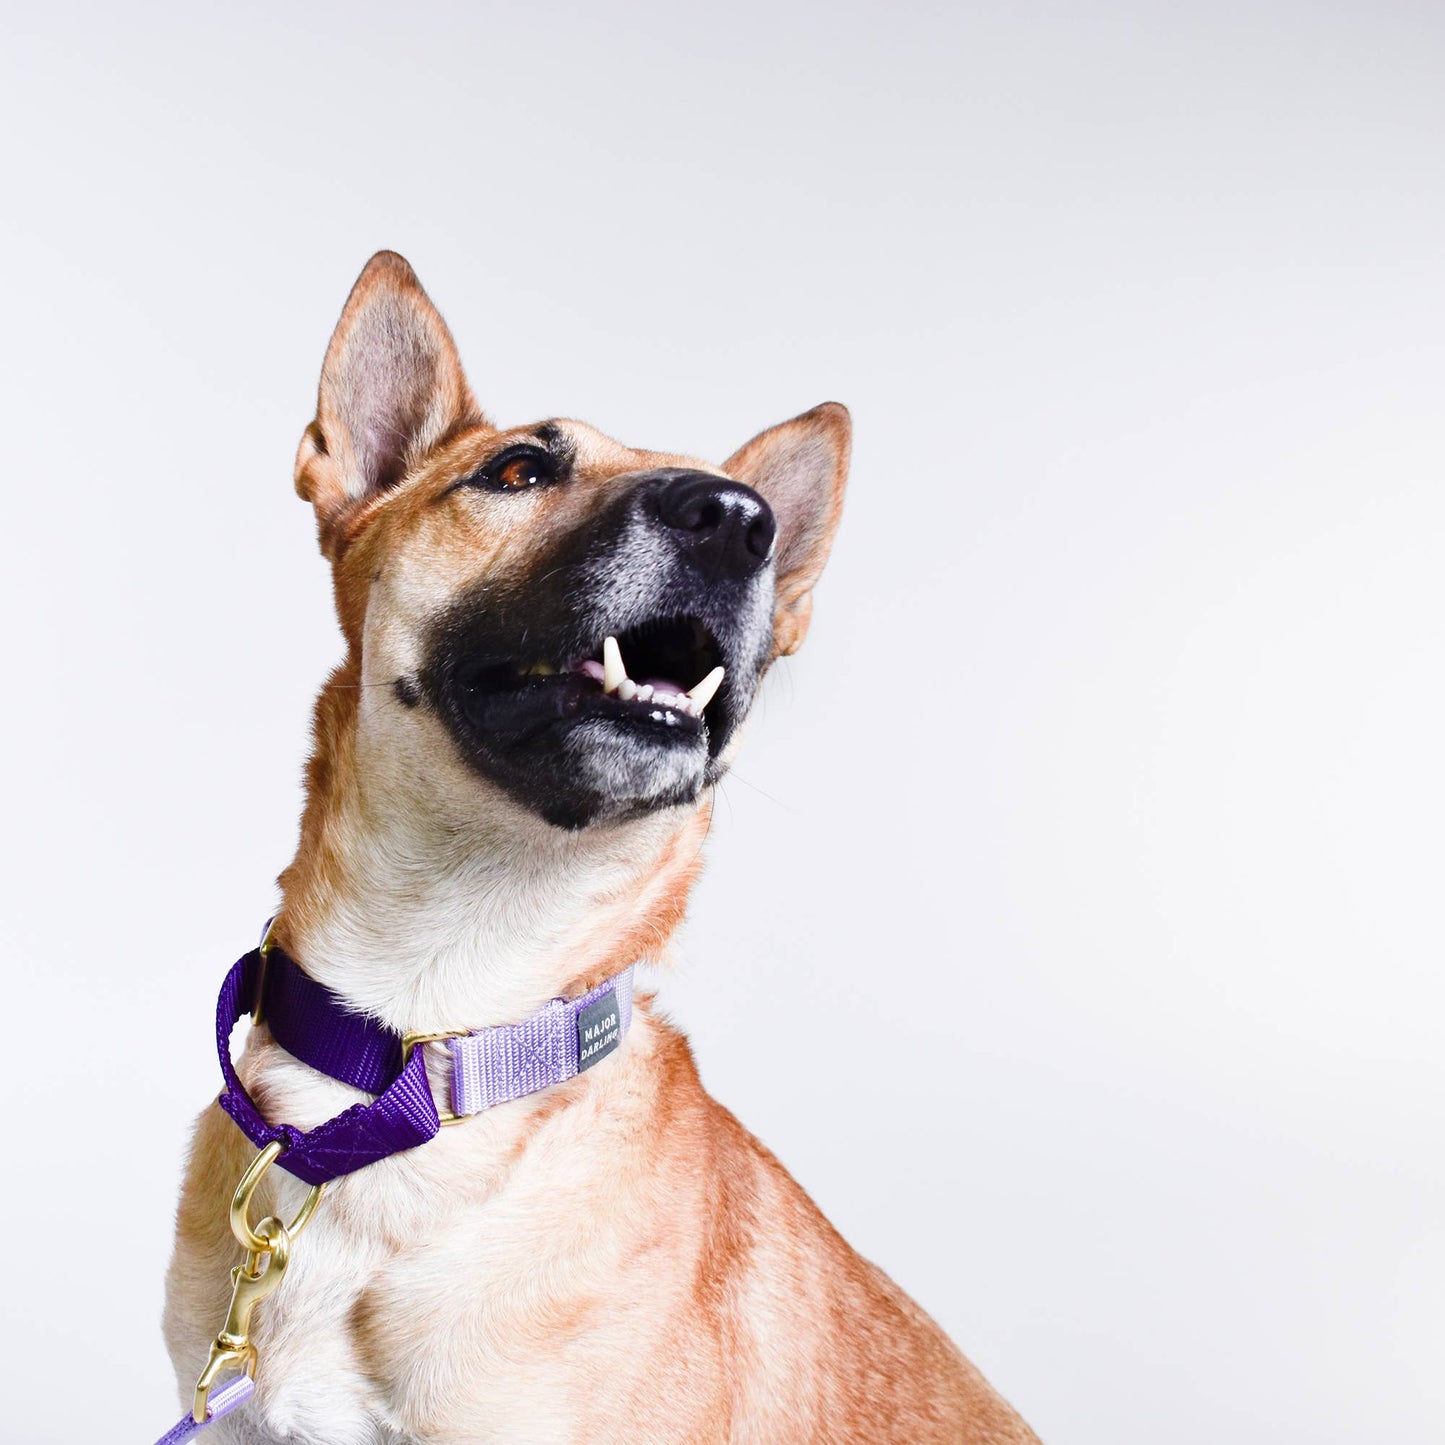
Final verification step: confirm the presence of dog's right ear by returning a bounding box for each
[295,251,484,555]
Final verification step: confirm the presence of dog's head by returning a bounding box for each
[295,252,849,830]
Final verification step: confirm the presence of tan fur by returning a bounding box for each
[164,253,1038,1443]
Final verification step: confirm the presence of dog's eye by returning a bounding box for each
[474,447,558,493]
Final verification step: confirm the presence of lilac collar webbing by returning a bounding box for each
[216,944,635,1185]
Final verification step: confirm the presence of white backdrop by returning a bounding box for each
[2,3,1442,1441]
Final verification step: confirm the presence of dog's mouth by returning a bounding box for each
[455,615,730,753]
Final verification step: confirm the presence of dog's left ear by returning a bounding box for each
[295,251,484,556]
[723,402,851,656]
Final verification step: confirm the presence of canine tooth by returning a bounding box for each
[602,636,627,694]
[617,678,637,701]
[686,666,725,711]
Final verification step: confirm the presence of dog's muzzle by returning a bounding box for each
[419,466,780,827]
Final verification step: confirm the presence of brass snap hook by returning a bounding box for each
[192,1143,327,1423]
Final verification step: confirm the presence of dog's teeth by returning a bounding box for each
[602,636,627,694]
[686,666,725,711]
[634,684,654,702]
[523,662,556,677]
[617,678,638,701]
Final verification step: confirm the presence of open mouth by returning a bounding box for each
[457,615,728,749]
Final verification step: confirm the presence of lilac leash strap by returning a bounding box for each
[152,1374,254,1444]
[216,949,440,1185]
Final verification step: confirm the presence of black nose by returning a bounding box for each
[654,472,776,579]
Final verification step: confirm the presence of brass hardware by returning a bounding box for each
[400,1029,470,1126]
[192,1336,256,1423]
[192,1216,287,1421]
[252,919,279,1025]
[229,1140,325,1255]
[192,1144,327,1423]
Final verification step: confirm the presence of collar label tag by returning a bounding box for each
[576,991,621,1072]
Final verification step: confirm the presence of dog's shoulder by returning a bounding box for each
[624,1024,1039,1442]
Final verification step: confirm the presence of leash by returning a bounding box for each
[153,926,635,1440]
[152,1375,255,1442]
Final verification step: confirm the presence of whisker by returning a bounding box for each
[724,771,795,812]
[320,679,414,690]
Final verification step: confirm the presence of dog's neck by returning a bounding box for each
[273,673,710,1035]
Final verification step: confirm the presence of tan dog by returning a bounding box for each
[163,252,1039,1443]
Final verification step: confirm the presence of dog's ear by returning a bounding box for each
[723,402,851,656]
[295,251,484,554]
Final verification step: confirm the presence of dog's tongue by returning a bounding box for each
[575,658,686,697]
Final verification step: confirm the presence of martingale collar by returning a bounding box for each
[216,940,635,1186]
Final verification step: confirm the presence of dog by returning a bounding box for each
[162,251,1040,1443]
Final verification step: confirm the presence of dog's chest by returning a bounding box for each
[229,1190,690,1444]
[218,1055,704,1442]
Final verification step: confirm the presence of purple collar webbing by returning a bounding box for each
[216,944,636,1186]
[216,949,440,1185]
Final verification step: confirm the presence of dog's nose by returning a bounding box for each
[654,472,776,579]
